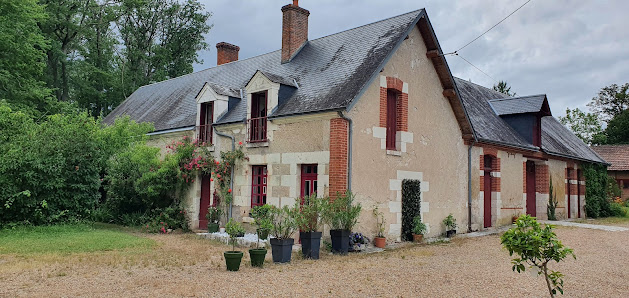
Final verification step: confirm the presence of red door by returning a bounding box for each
[199,174,211,230]
[300,164,318,199]
[567,168,572,219]
[386,90,397,150]
[251,166,267,206]
[526,161,536,217]
[577,169,582,218]
[484,156,492,228]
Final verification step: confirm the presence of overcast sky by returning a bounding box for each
[193,0,629,117]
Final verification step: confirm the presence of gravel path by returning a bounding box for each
[1,226,628,297]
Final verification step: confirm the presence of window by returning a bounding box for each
[198,102,213,144]
[386,90,398,150]
[623,180,629,189]
[251,166,267,206]
[249,92,267,142]
[300,164,318,199]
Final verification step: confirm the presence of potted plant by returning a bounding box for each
[443,214,457,238]
[251,204,272,240]
[322,191,362,254]
[269,205,298,263]
[249,205,272,268]
[224,218,245,271]
[295,194,323,259]
[412,215,426,243]
[206,206,223,233]
[372,206,386,248]
[349,232,369,252]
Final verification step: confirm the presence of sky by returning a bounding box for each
[192,0,629,117]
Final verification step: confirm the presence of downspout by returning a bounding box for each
[337,111,353,191]
[215,129,235,220]
[467,140,476,233]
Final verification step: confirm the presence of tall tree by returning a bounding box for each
[587,83,629,122]
[116,0,212,97]
[493,80,516,97]
[0,0,51,113]
[559,108,606,145]
[604,109,629,144]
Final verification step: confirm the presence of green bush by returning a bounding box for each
[144,205,189,233]
[609,202,627,217]
[401,179,421,241]
[583,164,616,218]
[295,194,323,232]
[322,191,361,231]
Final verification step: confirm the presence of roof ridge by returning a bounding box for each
[489,94,546,102]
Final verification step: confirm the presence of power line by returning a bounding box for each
[444,0,532,56]
[456,54,499,84]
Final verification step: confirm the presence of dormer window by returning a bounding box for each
[198,102,213,144]
[249,91,268,142]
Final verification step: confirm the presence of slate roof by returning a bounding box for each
[104,9,424,131]
[489,95,548,116]
[455,78,606,164]
[591,145,629,171]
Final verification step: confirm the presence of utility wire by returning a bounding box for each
[444,0,532,56]
[456,54,499,84]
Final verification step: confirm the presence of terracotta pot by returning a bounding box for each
[412,234,423,243]
[374,237,386,248]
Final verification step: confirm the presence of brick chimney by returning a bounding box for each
[216,42,240,65]
[281,0,309,63]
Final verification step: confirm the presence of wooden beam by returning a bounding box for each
[443,89,456,98]
[426,50,440,58]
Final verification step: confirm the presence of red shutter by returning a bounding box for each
[386,90,397,150]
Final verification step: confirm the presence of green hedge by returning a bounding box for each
[401,179,421,241]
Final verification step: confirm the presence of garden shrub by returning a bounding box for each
[143,205,189,233]
[401,179,421,241]
[583,163,618,218]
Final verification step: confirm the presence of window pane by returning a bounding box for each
[314,181,318,193]
[305,181,311,196]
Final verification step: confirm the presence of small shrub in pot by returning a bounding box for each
[295,194,323,259]
[412,215,426,243]
[443,214,457,238]
[322,191,362,254]
[269,205,298,263]
[372,205,386,248]
[250,205,273,268]
[206,207,223,233]
[224,218,245,271]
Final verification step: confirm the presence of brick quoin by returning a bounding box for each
[379,77,408,131]
[379,87,387,127]
[281,1,310,63]
[329,118,349,199]
[535,165,549,194]
[396,92,408,132]
[523,162,527,193]
[479,153,501,192]
[386,77,404,93]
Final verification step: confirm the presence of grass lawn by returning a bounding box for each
[0,223,155,255]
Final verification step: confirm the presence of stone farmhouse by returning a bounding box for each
[592,145,629,199]
[104,1,606,240]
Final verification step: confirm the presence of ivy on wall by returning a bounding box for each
[401,179,421,241]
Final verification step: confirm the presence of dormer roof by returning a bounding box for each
[489,95,551,116]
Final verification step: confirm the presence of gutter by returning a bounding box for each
[337,111,353,191]
[146,126,195,136]
[215,129,236,220]
[467,140,476,233]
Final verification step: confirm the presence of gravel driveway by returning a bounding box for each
[2,225,628,297]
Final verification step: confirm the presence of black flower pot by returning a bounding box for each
[446,230,456,238]
[300,231,322,259]
[270,238,294,263]
[249,248,267,268]
[330,229,350,254]
[207,223,219,233]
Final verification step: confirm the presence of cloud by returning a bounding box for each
[194,0,629,116]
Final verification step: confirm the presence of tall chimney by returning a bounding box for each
[281,0,309,63]
[216,42,240,65]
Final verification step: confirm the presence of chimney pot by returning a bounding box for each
[281,2,309,63]
[216,42,240,65]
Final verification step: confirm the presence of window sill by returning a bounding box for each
[246,141,269,148]
[386,150,402,156]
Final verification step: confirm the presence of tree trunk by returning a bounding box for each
[543,264,554,298]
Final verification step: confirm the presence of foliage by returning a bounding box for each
[547,177,558,220]
[0,0,52,114]
[493,80,516,97]
[0,223,155,255]
[268,205,298,240]
[604,109,629,144]
[225,218,245,252]
[251,204,273,231]
[321,191,362,231]
[349,232,369,248]
[372,205,386,238]
[443,214,457,231]
[401,179,421,241]
[412,215,426,235]
[143,205,189,233]
[206,207,223,224]
[212,144,245,206]
[559,108,605,145]
[609,202,627,218]
[295,195,323,232]
[587,83,629,122]
[583,163,615,218]
[501,215,576,297]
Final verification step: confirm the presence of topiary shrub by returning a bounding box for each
[401,179,421,241]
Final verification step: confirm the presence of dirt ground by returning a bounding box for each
[1,225,628,297]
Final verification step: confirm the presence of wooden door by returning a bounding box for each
[567,168,572,219]
[251,166,267,206]
[386,90,397,150]
[484,156,492,228]
[526,161,536,217]
[199,174,211,230]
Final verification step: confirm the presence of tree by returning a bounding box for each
[0,0,52,113]
[604,109,629,144]
[558,108,606,145]
[501,215,576,297]
[493,80,516,97]
[587,83,629,122]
